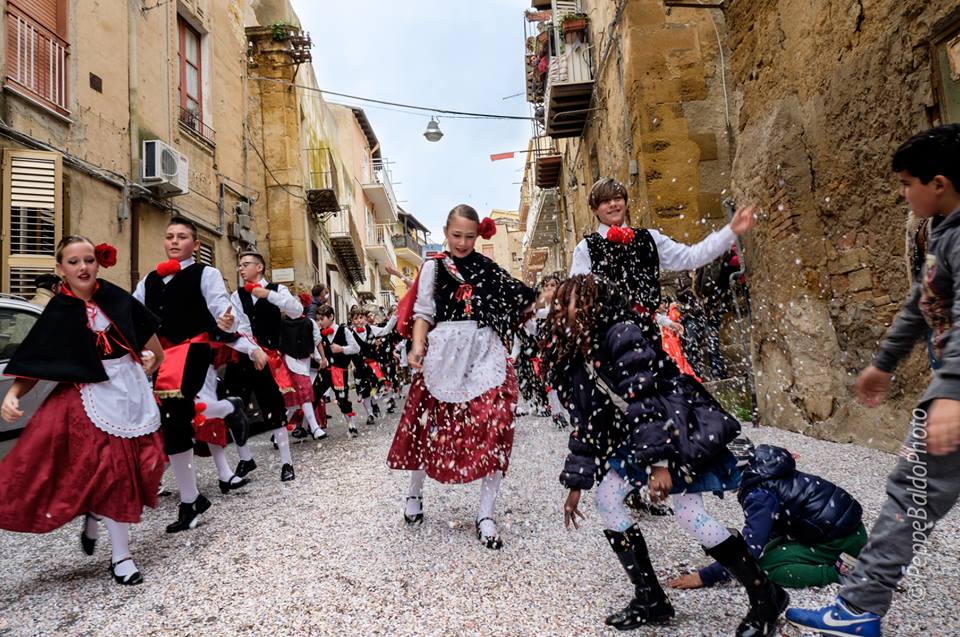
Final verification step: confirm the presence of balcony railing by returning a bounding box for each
[325,208,365,285]
[366,223,397,268]
[391,232,423,258]
[5,8,69,116]
[306,169,340,214]
[178,106,216,144]
[361,159,399,222]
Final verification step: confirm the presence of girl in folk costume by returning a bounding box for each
[315,305,362,437]
[0,237,165,585]
[387,205,541,550]
[548,275,787,636]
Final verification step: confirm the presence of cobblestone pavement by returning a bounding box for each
[0,408,957,636]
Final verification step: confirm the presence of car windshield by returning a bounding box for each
[0,306,38,361]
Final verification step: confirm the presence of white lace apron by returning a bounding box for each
[422,320,507,403]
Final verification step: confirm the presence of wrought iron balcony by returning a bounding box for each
[361,159,399,223]
[178,106,216,144]
[325,208,365,285]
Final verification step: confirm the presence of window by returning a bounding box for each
[0,306,40,361]
[177,16,212,142]
[197,240,215,266]
[2,150,63,293]
[932,21,960,124]
[4,1,70,116]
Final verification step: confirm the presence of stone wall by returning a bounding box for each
[726,0,960,451]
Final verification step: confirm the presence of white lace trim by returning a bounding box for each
[422,321,506,403]
[79,354,161,439]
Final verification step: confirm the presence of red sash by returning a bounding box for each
[155,334,210,399]
[264,347,295,394]
[330,366,346,391]
[366,359,385,380]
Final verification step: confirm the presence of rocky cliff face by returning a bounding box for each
[726,0,960,450]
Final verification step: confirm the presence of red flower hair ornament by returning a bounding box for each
[478,217,497,240]
[94,243,118,268]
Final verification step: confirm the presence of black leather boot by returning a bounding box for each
[603,525,674,630]
[224,397,250,447]
[705,534,789,637]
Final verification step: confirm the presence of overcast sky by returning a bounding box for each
[293,0,534,241]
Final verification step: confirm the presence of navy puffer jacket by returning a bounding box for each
[739,444,863,544]
[557,321,740,490]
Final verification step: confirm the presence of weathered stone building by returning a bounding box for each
[726,1,960,451]
[522,0,736,278]
[0,0,255,293]
[476,209,524,280]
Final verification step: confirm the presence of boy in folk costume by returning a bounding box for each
[0,237,165,585]
[281,307,328,441]
[388,205,543,550]
[569,177,755,315]
[350,308,397,423]
[134,217,247,533]
[315,305,362,437]
[226,252,304,483]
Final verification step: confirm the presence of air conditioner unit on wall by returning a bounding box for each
[142,140,189,196]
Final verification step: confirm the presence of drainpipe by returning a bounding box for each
[128,0,140,290]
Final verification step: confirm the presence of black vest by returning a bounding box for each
[280,317,315,359]
[584,229,661,309]
[351,328,376,360]
[143,263,217,344]
[327,325,351,369]
[237,283,281,349]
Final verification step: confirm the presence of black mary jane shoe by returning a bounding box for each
[224,397,251,447]
[219,475,250,495]
[348,426,359,438]
[403,496,424,525]
[110,557,144,586]
[280,463,296,482]
[290,425,308,439]
[366,415,376,426]
[235,459,258,478]
[475,517,503,550]
[80,514,99,556]
[165,494,211,533]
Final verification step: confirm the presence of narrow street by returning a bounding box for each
[0,408,956,637]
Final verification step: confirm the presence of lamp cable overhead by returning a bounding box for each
[248,76,534,121]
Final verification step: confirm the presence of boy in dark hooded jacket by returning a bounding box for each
[669,443,867,590]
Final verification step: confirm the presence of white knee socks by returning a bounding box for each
[236,443,254,462]
[203,398,235,420]
[102,516,137,577]
[208,444,236,482]
[362,397,374,417]
[478,471,503,537]
[299,402,321,434]
[406,470,426,516]
[274,427,292,465]
[671,493,731,549]
[595,470,634,532]
[168,450,200,504]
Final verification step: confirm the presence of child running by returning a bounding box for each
[787,124,960,637]
[0,237,165,585]
[387,204,540,549]
[546,274,787,636]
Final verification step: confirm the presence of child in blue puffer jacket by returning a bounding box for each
[544,274,788,637]
[668,442,867,590]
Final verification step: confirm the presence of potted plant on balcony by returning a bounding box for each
[560,13,589,42]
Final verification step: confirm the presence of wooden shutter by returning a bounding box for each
[197,240,215,266]
[2,149,62,294]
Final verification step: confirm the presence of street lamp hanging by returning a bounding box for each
[423,117,443,142]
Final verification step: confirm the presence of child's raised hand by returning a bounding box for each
[563,489,585,529]
[926,399,960,455]
[730,203,757,236]
[854,364,892,407]
[667,572,704,589]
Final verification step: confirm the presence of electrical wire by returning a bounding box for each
[246,132,307,202]
[248,76,534,121]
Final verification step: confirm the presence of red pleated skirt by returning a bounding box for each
[387,365,518,484]
[284,372,314,408]
[0,383,166,533]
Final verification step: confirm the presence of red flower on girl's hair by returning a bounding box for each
[478,217,497,240]
[94,243,118,268]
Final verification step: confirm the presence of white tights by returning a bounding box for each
[404,469,504,536]
[88,514,137,577]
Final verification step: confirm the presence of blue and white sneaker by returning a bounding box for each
[785,598,881,637]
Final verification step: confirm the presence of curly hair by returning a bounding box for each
[540,274,632,374]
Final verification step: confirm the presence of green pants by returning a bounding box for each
[758,523,868,588]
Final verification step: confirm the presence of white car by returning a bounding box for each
[0,295,55,459]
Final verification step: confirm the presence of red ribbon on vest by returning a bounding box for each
[321,327,335,337]
[354,326,366,334]
[455,284,473,316]
[156,259,182,277]
[243,281,262,293]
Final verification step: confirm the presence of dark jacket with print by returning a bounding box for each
[556,320,740,490]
